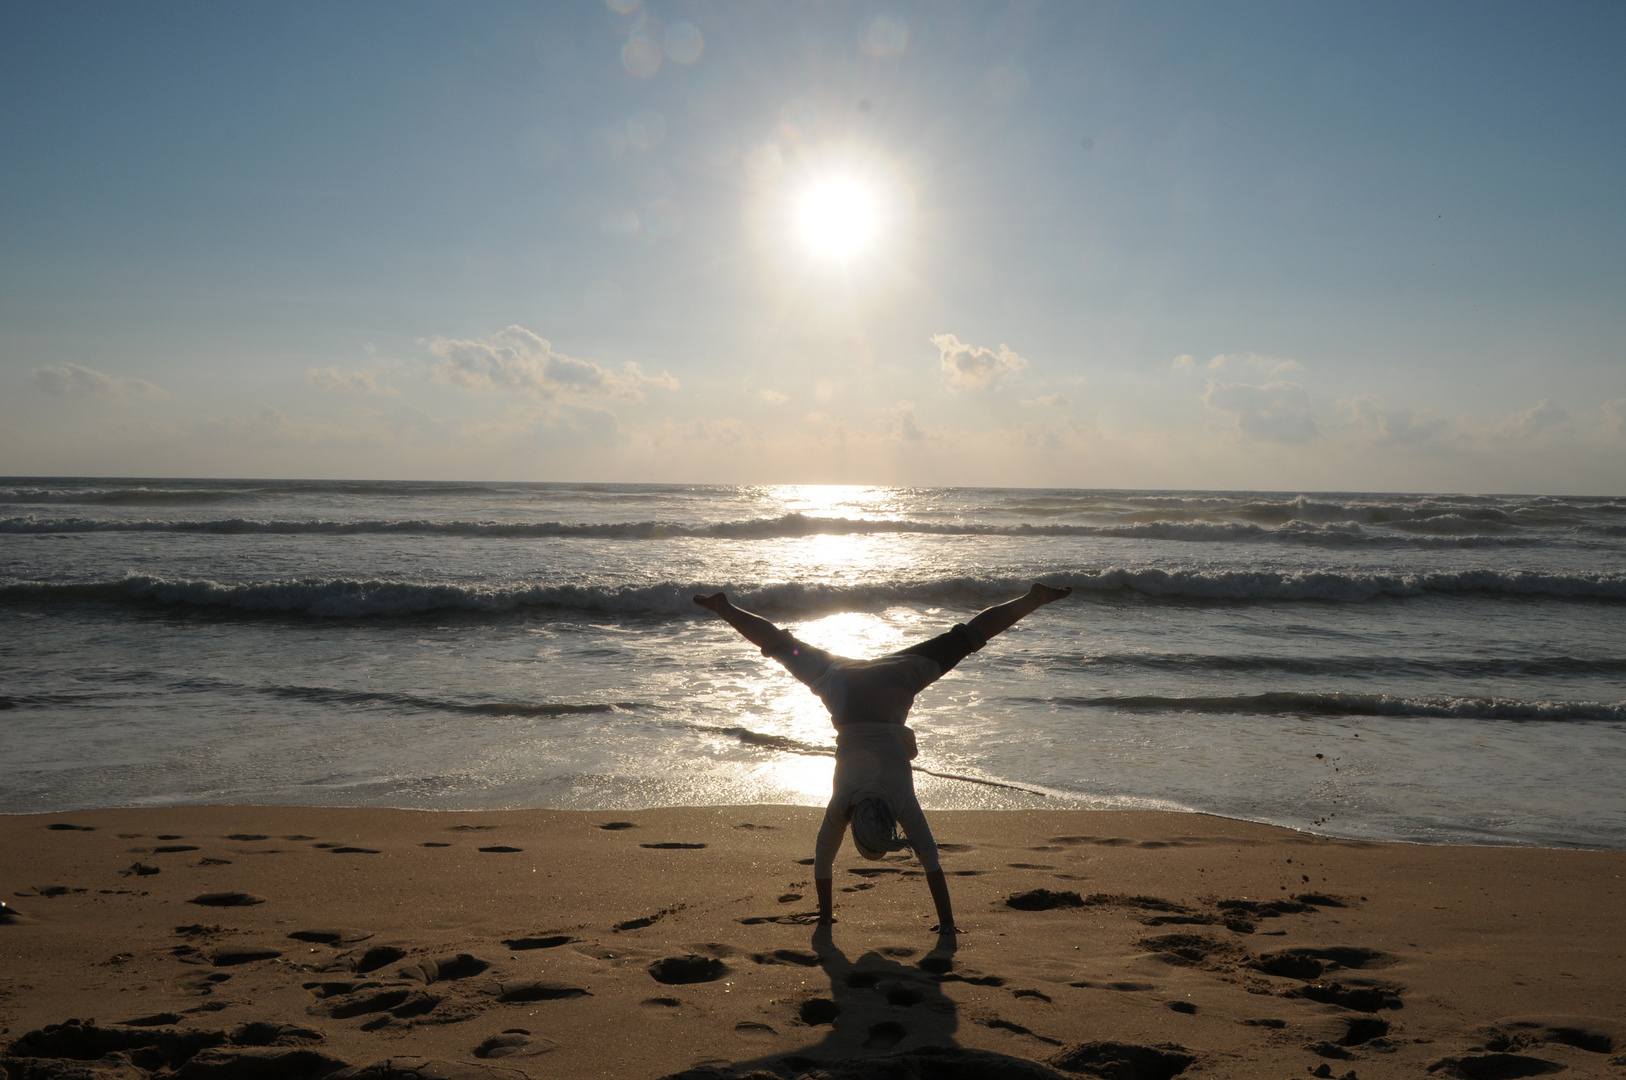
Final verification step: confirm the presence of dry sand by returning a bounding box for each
[2,805,1623,1080]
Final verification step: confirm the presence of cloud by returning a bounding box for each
[758,389,789,404]
[1020,392,1071,408]
[33,363,167,400]
[428,325,677,401]
[1177,352,1300,374]
[1204,379,1320,443]
[930,333,1028,390]
[1341,395,1454,449]
[307,368,399,396]
[886,401,926,442]
[1498,399,1568,439]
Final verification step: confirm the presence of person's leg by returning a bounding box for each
[965,582,1071,642]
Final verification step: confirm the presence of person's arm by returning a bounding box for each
[693,592,787,651]
[813,804,847,923]
[965,582,1071,642]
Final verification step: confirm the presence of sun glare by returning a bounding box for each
[795,177,880,262]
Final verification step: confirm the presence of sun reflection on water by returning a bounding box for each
[771,484,893,518]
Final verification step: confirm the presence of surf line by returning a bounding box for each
[725,725,1049,797]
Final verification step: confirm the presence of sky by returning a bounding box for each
[2,1,1623,492]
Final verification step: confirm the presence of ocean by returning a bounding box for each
[3,479,1623,849]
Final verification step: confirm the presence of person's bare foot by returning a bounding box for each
[693,592,730,613]
[1028,583,1071,604]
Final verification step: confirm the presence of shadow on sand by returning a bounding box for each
[656,924,1072,1080]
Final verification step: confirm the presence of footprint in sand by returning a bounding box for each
[1288,981,1404,1012]
[1427,1053,1566,1078]
[862,1021,906,1051]
[478,846,522,853]
[495,981,590,1002]
[348,946,408,973]
[885,986,925,1007]
[209,949,283,967]
[752,949,819,968]
[422,842,451,847]
[984,1018,1061,1045]
[734,1022,778,1044]
[1484,1018,1619,1056]
[648,955,727,985]
[640,842,706,849]
[503,935,573,951]
[46,823,95,831]
[121,1012,183,1027]
[474,1030,555,1059]
[798,998,841,1025]
[288,928,373,945]
[224,834,269,841]
[1050,1042,1194,1077]
[1006,889,1084,911]
[400,954,490,983]
[189,892,265,907]
[154,845,200,853]
[599,822,637,830]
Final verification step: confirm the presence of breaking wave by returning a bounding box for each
[0,512,1587,548]
[1050,690,1626,722]
[4,565,1624,618]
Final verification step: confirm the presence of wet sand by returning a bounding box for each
[2,805,1623,1079]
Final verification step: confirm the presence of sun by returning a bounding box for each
[794,176,880,262]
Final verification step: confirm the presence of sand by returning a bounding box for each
[2,805,1623,1080]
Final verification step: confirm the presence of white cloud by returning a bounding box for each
[428,325,677,401]
[930,332,1028,390]
[1498,399,1568,439]
[1171,354,1196,370]
[1020,392,1071,408]
[758,389,789,404]
[308,368,399,396]
[1204,379,1320,443]
[1341,395,1455,449]
[33,363,167,400]
[1194,352,1301,374]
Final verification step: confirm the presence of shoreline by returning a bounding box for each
[3,805,1624,1079]
[5,796,1620,854]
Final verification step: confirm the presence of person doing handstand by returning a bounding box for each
[693,582,1071,933]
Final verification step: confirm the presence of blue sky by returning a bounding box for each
[3,1,1623,491]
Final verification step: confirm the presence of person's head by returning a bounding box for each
[850,796,910,861]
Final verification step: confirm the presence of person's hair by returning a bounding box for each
[849,796,911,860]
